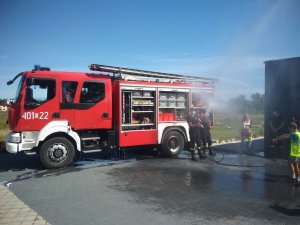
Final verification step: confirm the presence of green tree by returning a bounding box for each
[229,95,251,113]
[228,93,264,114]
[250,93,264,113]
[0,99,6,104]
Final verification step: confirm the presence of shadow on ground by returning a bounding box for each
[270,204,300,217]
[0,138,277,172]
[0,152,44,171]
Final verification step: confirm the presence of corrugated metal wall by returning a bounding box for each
[264,57,300,158]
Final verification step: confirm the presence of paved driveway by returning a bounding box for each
[1,149,299,225]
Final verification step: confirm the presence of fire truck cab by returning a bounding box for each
[6,64,215,169]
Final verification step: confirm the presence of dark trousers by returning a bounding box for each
[189,128,201,149]
[200,129,212,148]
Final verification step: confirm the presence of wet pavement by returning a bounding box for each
[0,140,300,225]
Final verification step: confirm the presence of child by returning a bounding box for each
[240,114,252,154]
[273,122,300,186]
[243,127,253,152]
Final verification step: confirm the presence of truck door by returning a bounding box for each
[19,77,59,131]
[74,80,112,130]
[59,80,78,127]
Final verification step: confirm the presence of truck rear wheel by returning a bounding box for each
[161,130,184,157]
[40,137,75,169]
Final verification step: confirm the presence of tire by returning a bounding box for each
[39,137,75,169]
[161,130,185,157]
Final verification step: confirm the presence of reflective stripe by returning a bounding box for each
[290,131,300,157]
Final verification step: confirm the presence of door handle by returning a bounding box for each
[102,112,109,118]
[52,112,60,118]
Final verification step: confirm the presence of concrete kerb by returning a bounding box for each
[0,184,51,225]
[212,137,264,154]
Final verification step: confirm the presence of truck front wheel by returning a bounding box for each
[161,131,184,157]
[40,137,75,169]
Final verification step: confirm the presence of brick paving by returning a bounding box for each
[0,185,50,225]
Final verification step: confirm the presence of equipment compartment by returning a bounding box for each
[121,89,156,130]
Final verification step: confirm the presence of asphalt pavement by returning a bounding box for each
[0,140,300,225]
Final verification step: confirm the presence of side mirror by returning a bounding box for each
[7,80,13,85]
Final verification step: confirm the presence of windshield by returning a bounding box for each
[14,73,25,102]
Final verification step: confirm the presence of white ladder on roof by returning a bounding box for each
[89,64,216,84]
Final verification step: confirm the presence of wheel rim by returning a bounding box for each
[47,143,68,163]
[168,136,180,153]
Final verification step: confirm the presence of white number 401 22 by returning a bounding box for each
[22,112,49,120]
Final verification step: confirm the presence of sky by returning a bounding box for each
[0,0,300,102]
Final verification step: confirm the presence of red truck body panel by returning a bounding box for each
[9,71,113,132]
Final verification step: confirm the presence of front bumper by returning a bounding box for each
[6,131,38,154]
[5,141,20,154]
[5,133,20,153]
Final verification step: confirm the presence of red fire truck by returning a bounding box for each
[6,64,215,168]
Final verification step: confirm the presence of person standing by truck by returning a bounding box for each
[269,110,285,148]
[187,109,205,160]
[199,109,215,156]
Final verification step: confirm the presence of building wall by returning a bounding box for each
[264,57,300,158]
[0,105,8,111]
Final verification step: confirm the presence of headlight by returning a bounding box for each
[7,132,21,143]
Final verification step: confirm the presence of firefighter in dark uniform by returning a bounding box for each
[187,109,206,160]
[199,109,215,156]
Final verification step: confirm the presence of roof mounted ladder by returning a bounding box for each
[89,64,216,84]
